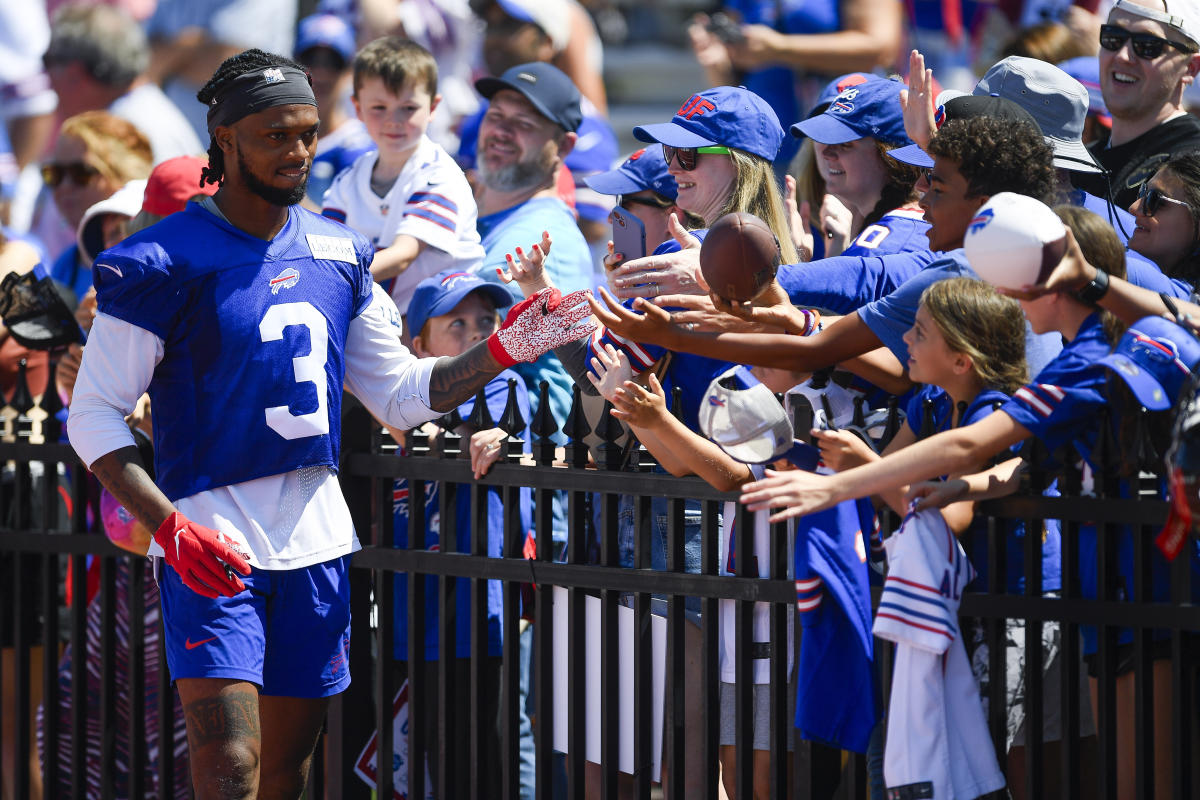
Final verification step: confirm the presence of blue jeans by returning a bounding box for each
[616,493,705,620]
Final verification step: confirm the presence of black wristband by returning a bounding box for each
[1075,267,1109,305]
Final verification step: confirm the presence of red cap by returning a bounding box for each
[142,155,218,217]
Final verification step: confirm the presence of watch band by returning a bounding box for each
[1075,267,1109,305]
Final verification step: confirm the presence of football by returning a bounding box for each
[700,212,781,303]
[963,193,1067,290]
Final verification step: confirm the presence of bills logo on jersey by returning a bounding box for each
[262,68,285,84]
[967,208,993,236]
[305,233,357,264]
[269,267,300,294]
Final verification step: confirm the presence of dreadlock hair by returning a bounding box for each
[195,49,310,188]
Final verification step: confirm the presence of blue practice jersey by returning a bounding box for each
[793,493,880,753]
[93,202,375,501]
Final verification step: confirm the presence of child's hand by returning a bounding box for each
[813,427,877,472]
[586,342,633,403]
[496,231,553,294]
[469,429,508,479]
[906,478,967,511]
[610,373,669,430]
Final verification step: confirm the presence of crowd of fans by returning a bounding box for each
[3,0,1200,798]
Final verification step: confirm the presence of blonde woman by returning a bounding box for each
[43,110,152,304]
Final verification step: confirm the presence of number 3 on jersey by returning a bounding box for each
[259,302,329,439]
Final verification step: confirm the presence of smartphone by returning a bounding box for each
[610,206,646,264]
[706,12,745,44]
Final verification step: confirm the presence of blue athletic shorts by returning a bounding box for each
[157,554,352,698]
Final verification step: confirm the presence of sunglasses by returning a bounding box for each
[1137,182,1193,216]
[617,193,673,211]
[662,144,732,171]
[1099,24,1196,59]
[41,162,101,189]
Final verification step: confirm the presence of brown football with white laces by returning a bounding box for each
[700,212,781,303]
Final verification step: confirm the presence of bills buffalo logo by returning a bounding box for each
[269,267,300,294]
[830,87,860,114]
[934,104,947,129]
[967,208,994,236]
[1128,331,1189,373]
[707,394,726,406]
[628,148,646,161]
[262,68,285,84]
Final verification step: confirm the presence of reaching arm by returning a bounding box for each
[369,234,426,281]
[589,288,884,373]
[907,456,1027,510]
[741,410,1031,521]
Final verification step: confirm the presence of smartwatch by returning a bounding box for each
[1075,267,1109,305]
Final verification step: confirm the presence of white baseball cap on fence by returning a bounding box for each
[698,365,794,464]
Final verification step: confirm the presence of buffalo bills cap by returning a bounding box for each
[808,72,875,117]
[887,94,1039,168]
[476,61,583,132]
[295,13,356,65]
[583,144,678,201]
[407,269,513,338]
[632,86,784,162]
[698,365,794,463]
[792,78,911,147]
[1100,316,1200,410]
[973,57,1103,174]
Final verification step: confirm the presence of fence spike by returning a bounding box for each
[467,387,494,431]
[39,358,63,443]
[499,379,526,438]
[564,383,591,442]
[531,381,557,465]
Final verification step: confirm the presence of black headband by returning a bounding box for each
[206,66,316,133]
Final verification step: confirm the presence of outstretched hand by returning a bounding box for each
[814,427,877,473]
[588,286,679,347]
[497,230,554,295]
[607,214,707,300]
[899,49,937,149]
[587,342,634,402]
[488,286,596,367]
[741,468,844,522]
[784,175,813,262]
[610,372,670,430]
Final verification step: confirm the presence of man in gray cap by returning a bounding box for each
[1072,0,1200,209]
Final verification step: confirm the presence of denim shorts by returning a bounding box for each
[615,493,708,623]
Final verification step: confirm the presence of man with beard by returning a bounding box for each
[66,49,595,800]
[475,61,594,436]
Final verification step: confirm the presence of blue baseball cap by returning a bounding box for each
[583,145,678,201]
[808,72,876,117]
[407,269,513,339]
[791,78,911,147]
[1100,317,1200,410]
[632,86,784,162]
[295,13,356,65]
[476,62,583,132]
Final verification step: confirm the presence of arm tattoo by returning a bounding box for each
[184,691,261,748]
[427,342,506,412]
[89,446,176,531]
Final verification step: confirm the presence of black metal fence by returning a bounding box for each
[2,359,1200,800]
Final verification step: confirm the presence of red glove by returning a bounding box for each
[486,287,595,367]
[154,512,252,598]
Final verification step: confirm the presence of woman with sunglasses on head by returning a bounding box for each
[1127,151,1200,290]
[40,111,152,307]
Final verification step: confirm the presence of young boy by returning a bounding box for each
[322,38,484,315]
[391,268,532,797]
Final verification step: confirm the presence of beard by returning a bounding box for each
[237,149,308,206]
[477,140,558,193]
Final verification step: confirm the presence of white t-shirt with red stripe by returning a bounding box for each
[322,135,483,313]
